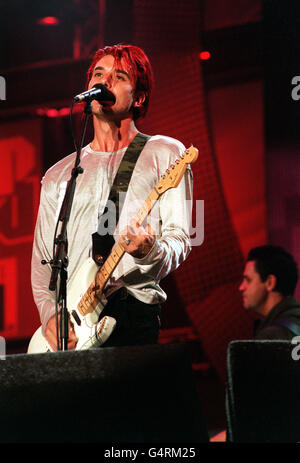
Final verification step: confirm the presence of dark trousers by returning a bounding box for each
[100,288,161,348]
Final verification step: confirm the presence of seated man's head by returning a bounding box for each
[239,245,298,316]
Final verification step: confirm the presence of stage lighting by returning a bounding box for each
[36,16,60,26]
[199,51,211,60]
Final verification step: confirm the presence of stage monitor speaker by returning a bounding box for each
[0,343,208,443]
[226,340,300,443]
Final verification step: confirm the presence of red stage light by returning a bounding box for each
[37,16,60,26]
[46,109,59,118]
[199,51,211,60]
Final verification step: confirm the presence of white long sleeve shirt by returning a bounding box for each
[31,135,193,332]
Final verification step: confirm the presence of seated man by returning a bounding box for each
[211,244,300,442]
[239,244,300,339]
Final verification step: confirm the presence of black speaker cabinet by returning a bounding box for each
[226,340,300,443]
[0,343,208,443]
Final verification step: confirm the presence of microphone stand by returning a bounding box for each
[48,100,92,351]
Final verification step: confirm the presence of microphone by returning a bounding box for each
[73,84,116,104]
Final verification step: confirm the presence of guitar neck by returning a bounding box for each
[78,187,160,315]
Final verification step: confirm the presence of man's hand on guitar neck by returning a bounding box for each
[45,313,78,351]
[121,219,156,259]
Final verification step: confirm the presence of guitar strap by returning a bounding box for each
[92,132,151,263]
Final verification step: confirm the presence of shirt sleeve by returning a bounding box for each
[31,177,58,334]
[133,163,193,281]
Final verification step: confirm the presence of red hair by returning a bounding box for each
[86,44,154,120]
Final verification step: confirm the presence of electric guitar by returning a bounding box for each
[27,146,199,353]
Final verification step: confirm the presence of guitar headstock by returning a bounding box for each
[156,145,198,194]
[181,146,199,165]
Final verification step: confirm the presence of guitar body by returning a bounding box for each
[27,257,116,353]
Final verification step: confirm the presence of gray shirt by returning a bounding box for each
[31,135,193,332]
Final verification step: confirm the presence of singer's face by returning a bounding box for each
[88,54,136,120]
